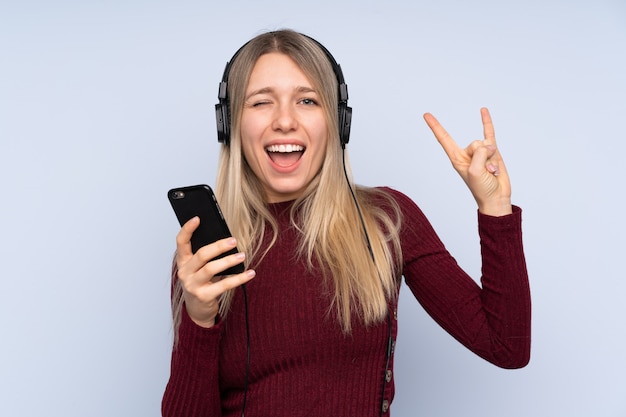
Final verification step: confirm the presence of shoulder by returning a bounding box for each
[375,186,414,205]
[358,186,429,226]
[363,186,422,213]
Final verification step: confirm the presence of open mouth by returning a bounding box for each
[265,144,305,168]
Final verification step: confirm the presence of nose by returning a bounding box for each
[271,104,298,133]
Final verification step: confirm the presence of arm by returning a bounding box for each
[162,308,224,416]
[394,190,530,368]
[162,217,256,415]
[401,108,530,367]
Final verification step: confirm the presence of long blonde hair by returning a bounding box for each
[172,30,403,337]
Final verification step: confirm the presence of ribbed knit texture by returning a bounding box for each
[162,187,531,416]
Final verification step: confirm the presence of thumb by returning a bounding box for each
[469,143,499,176]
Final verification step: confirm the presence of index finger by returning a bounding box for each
[423,112,461,159]
[481,107,497,145]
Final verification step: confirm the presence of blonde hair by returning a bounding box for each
[172,30,403,338]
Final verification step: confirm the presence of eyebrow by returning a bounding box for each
[245,86,318,101]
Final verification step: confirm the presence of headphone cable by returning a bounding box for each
[342,150,374,261]
[241,283,250,417]
[342,149,393,417]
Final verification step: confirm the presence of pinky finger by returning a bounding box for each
[481,108,496,144]
[208,270,256,298]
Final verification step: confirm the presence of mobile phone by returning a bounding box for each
[167,184,244,276]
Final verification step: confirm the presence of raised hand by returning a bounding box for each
[423,107,513,216]
[175,216,256,327]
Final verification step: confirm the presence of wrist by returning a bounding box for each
[185,303,217,328]
[190,316,216,328]
[478,197,512,217]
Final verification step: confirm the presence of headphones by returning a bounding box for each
[215,33,352,148]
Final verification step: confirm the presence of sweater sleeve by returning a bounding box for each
[161,306,224,416]
[390,189,531,369]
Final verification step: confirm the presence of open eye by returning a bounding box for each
[299,98,318,106]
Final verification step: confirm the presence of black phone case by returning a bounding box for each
[168,184,245,276]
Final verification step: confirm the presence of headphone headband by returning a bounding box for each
[215,32,352,148]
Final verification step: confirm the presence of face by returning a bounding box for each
[240,52,328,203]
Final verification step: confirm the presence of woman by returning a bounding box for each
[162,29,531,417]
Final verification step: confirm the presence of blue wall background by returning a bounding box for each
[1,1,625,415]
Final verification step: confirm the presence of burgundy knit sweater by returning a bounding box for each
[162,188,531,416]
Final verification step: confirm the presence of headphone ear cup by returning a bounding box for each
[338,104,352,147]
[215,102,230,144]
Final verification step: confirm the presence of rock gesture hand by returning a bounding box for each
[423,107,513,216]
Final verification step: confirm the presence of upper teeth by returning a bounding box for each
[266,144,304,153]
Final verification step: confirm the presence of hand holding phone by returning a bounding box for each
[168,184,245,276]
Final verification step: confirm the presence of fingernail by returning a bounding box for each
[227,237,237,246]
[246,270,256,278]
[235,252,245,260]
